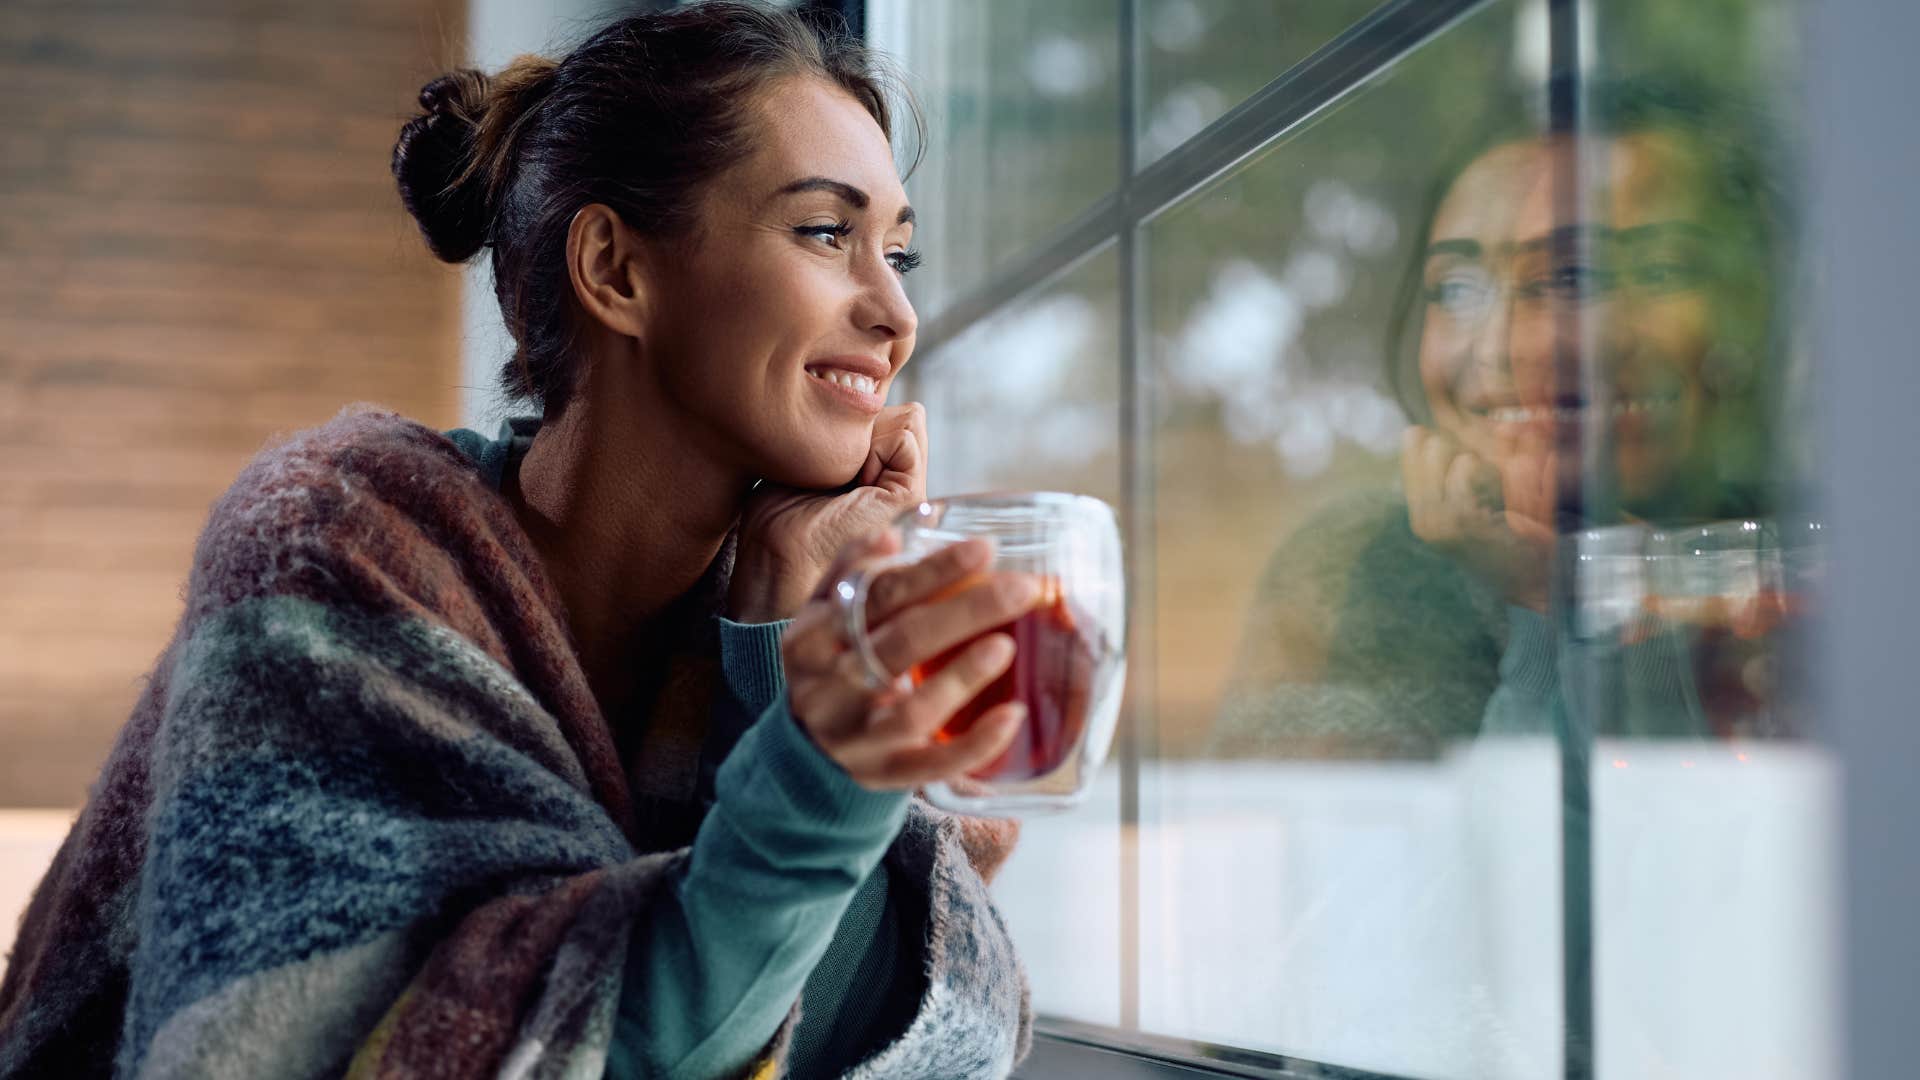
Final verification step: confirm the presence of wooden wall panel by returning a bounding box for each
[0,0,469,807]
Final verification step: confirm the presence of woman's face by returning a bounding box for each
[636,75,919,489]
[1416,131,1736,516]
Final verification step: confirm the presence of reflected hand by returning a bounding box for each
[1623,588,1796,645]
[1624,590,1801,737]
[782,529,1043,791]
[728,403,929,623]
[1401,424,1556,611]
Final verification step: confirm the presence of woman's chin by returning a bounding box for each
[761,447,868,490]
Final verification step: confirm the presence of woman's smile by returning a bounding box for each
[804,354,891,414]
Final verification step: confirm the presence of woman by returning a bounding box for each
[0,5,1036,1078]
[1213,81,1793,756]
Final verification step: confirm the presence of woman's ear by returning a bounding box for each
[565,202,651,340]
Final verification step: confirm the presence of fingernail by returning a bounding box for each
[1003,573,1042,607]
[960,536,994,565]
[984,633,1017,665]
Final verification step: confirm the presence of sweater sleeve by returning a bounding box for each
[605,619,912,1080]
[1483,605,1713,738]
[1480,605,1563,735]
[707,623,929,1075]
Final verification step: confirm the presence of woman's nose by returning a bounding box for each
[1502,302,1571,400]
[855,260,918,344]
[1463,292,1521,390]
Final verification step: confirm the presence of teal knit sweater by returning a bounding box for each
[446,418,922,1078]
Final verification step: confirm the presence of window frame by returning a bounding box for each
[861,2,1600,1077]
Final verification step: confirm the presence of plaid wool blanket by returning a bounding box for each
[0,405,1030,1079]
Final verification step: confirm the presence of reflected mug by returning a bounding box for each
[1642,518,1824,737]
[833,493,1127,817]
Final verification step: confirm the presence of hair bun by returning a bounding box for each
[418,71,479,114]
[392,69,493,263]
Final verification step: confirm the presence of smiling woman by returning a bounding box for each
[0,4,1039,1079]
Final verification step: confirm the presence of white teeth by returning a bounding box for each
[810,368,877,394]
[1608,398,1674,417]
[1486,399,1675,424]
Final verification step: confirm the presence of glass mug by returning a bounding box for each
[1642,518,1822,738]
[832,493,1127,816]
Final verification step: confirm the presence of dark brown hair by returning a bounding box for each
[392,1,917,416]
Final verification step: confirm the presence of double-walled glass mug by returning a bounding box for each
[1642,518,1824,738]
[833,493,1127,817]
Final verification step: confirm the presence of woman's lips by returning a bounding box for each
[805,365,885,414]
[1468,395,1680,432]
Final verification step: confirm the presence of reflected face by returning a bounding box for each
[1417,132,1731,512]
[638,75,920,488]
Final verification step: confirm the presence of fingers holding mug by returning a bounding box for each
[791,491,1128,814]
[817,629,1022,788]
[867,700,1027,790]
[865,631,1017,747]
[829,537,1036,692]
[863,535,996,625]
[865,569,1044,683]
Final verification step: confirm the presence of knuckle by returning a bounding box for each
[832,648,868,686]
[966,582,1003,620]
[865,699,901,734]
[966,635,1012,678]
[893,699,935,735]
[866,622,911,672]
[871,572,908,614]
[989,574,1034,613]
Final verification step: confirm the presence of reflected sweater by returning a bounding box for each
[0,404,1032,1080]
[1212,490,1706,757]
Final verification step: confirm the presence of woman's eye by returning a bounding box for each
[888,248,923,275]
[1425,267,1494,317]
[1550,261,1617,299]
[1633,258,1701,293]
[1517,261,1614,302]
[798,223,852,249]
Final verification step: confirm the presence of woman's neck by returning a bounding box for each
[504,372,750,719]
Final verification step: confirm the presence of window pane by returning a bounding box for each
[915,246,1122,510]
[909,248,1125,1028]
[889,0,1833,1073]
[870,1,1121,323]
[1143,0,1566,1074]
[1137,0,1375,165]
[1582,1,1839,1076]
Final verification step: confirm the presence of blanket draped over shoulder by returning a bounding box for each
[0,405,1030,1080]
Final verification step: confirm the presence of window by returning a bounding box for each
[872,1,1834,1077]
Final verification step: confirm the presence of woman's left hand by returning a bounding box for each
[726,402,929,623]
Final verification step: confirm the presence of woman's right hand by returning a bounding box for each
[1401,424,1557,612]
[781,529,1042,791]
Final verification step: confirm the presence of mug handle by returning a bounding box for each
[831,551,919,692]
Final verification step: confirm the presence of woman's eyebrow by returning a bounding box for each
[771,176,915,225]
[1616,220,1709,246]
[1510,224,1606,257]
[1425,238,1483,259]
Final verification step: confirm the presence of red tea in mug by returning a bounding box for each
[911,575,1102,782]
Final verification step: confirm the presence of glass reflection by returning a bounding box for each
[1216,79,1798,756]
[1138,0,1373,164]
